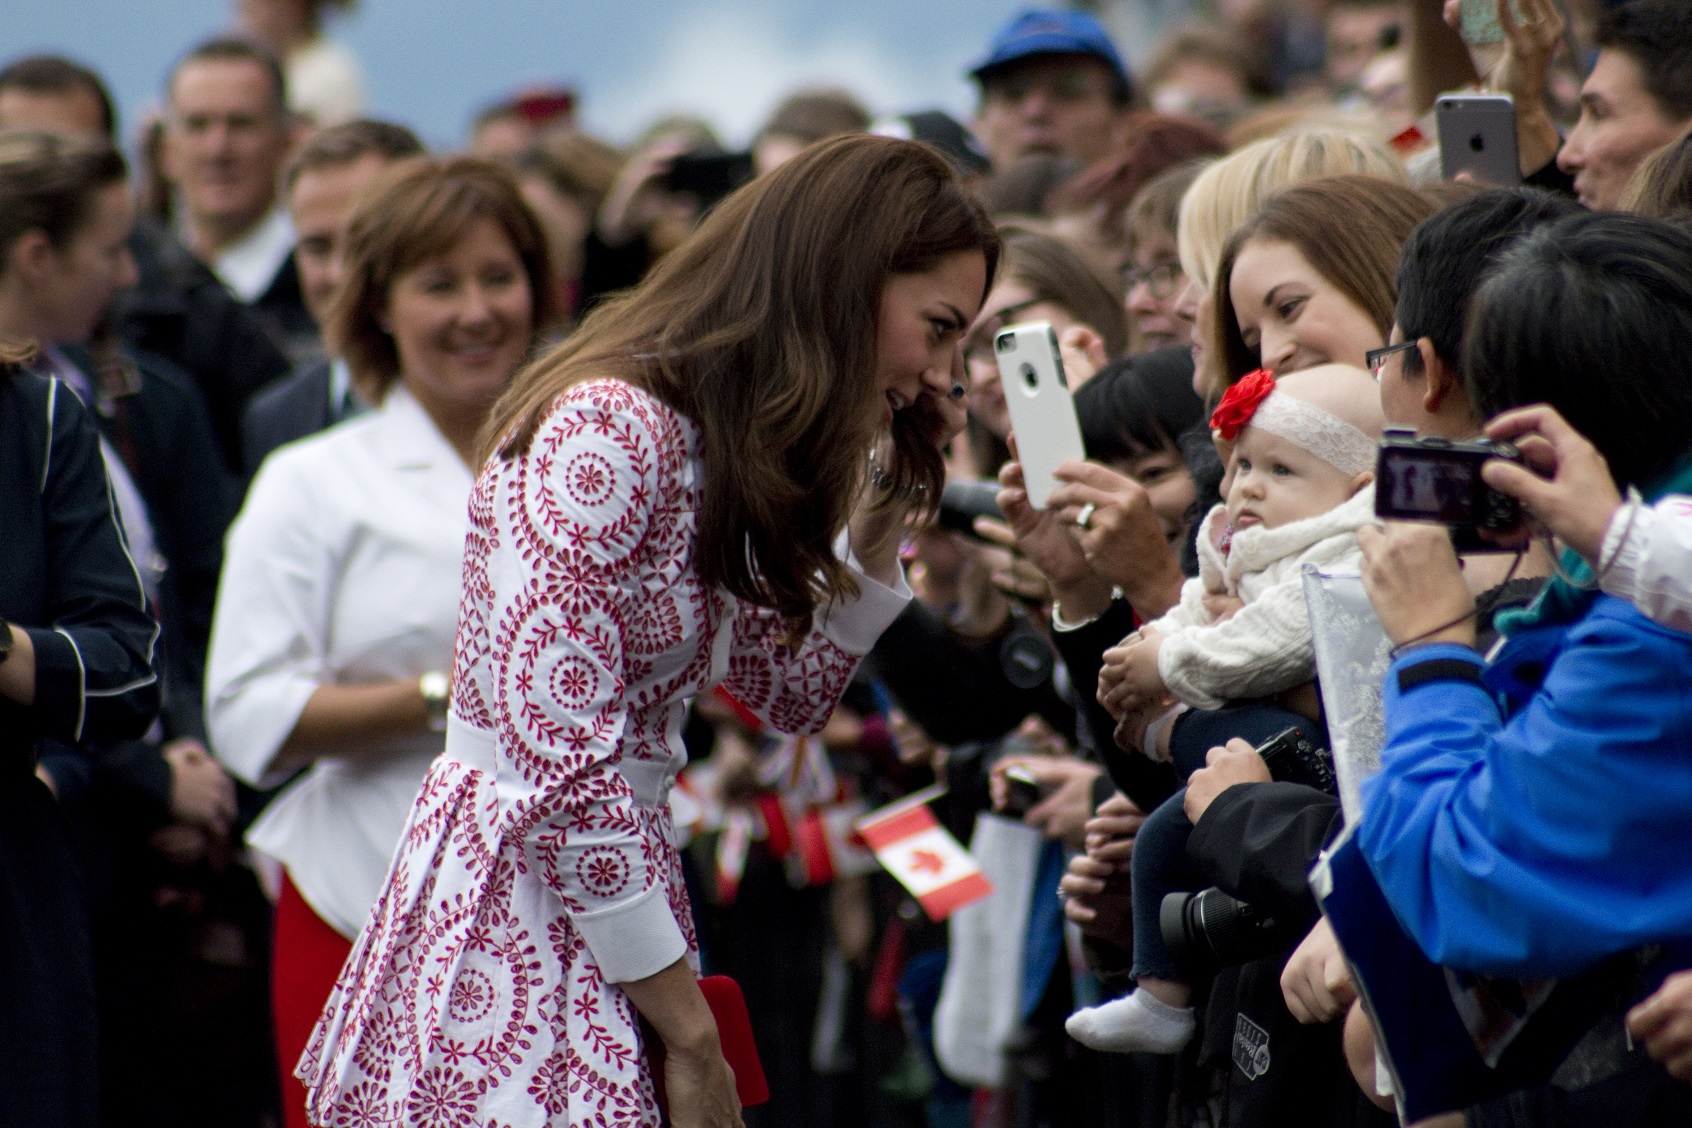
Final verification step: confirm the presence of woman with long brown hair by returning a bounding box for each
[298,135,997,1127]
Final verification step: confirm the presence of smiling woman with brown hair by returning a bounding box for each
[1210,174,1436,387]
[297,134,998,1128]
[204,155,553,1128]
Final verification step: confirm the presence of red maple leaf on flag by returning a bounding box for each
[910,850,947,876]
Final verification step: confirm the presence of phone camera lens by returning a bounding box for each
[995,332,1013,354]
[1020,363,1038,391]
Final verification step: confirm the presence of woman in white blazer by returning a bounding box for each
[204,156,554,1128]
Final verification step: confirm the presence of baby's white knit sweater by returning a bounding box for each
[1146,485,1375,710]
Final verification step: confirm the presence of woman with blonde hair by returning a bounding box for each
[1174,128,1406,396]
[205,155,554,1128]
[298,135,997,1128]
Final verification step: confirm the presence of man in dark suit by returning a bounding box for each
[241,119,423,477]
[157,38,317,364]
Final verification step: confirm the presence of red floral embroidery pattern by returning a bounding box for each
[299,380,878,1126]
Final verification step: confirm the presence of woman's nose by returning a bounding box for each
[1260,329,1297,372]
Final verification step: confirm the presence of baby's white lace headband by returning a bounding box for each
[1209,369,1376,477]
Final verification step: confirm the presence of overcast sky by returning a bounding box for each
[5,0,1048,150]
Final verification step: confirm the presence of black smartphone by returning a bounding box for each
[662,151,754,207]
[1375,431,1524,551]
[1001,766,1045,817]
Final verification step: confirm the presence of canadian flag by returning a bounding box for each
[857,793,994,921]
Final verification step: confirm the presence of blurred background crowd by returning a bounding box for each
[4,0,1692,1127]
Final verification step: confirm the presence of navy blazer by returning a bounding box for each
[241,358,333,479]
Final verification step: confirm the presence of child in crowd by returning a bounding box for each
[1066,364,1383,1054]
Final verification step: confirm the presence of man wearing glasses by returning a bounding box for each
[968,10,1137,172]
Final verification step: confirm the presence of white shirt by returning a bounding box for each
[206,385,471,937]
[208,207,295,304]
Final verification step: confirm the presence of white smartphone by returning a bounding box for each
[1437,94,1521,186]
[993,321,1086,510]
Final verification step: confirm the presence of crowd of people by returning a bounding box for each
[4,0,1692,1126]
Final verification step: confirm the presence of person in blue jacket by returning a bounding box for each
[1356,211,1692,979]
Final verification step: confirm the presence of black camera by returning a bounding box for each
[937,479,1004,536]
[1160,888,1286,970]
[1376,430,1524,550]
[1256,726,1337,796]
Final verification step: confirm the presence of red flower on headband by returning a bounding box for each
[1209,369,1276,441]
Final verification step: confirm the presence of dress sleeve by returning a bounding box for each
[1357,608,1692,977]
[204,449,335,787]
[24,380,160,743]
[1599,495,1692,634]
[720,530,910,735]
[490,384,686,984]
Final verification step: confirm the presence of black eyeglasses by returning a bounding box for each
[1366,340,1418,382]
[1121,261,1183,300]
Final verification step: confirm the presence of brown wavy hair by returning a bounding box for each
[330,156,557,403]
[486,134,999,630]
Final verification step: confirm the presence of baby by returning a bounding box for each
[1066,364,1383,1055]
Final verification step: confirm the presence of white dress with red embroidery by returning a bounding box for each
[296,379,909,1127]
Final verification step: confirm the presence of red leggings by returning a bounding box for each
[273,873,353,1128]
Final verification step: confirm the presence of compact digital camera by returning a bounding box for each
[1375,430,1524,549]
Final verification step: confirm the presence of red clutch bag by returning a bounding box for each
[643,975,770,1113]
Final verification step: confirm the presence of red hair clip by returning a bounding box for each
[1209,369,1276,441]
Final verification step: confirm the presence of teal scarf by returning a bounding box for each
[1495,454,1692,636]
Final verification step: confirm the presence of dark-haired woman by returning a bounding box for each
[299,135,995,1127]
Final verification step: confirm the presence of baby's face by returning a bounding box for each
[1225,425,1360,532]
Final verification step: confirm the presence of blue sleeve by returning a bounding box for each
[1356,611,1692,978]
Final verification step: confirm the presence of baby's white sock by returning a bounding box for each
[1065,987,1195,1054]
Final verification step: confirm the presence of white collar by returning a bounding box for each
[372,384,475,483]
[209,208,295,303]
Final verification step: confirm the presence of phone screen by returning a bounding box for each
[1376,448,1487,524]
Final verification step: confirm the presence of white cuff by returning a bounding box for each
[1596,498,1650,602]
[572,881,688,984]
[820,530,912,654]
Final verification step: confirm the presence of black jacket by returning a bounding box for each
[113,220,292,473]
[1186,782,1391,1128]
[0,368,160,1128]
[240,358,332,478]
[0,371,160,756]
[58,345,238,737]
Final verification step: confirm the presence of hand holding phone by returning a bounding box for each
[1437,94,1522,186]
[992,321,1087,510]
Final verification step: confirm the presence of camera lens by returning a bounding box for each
[1159,888,1283,969]
[1020,363,1038,392]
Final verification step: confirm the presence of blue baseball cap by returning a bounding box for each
[968,9,1132,95]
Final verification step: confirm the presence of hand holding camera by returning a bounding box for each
[1481,404,1624,565]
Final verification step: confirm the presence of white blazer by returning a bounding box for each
[206,385,471,938]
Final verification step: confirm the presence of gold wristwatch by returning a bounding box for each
[419,671,450,733]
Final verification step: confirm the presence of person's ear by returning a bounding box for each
[1348,470,1375,496]
[6,229,56,287]
[1418,338,1458,413]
